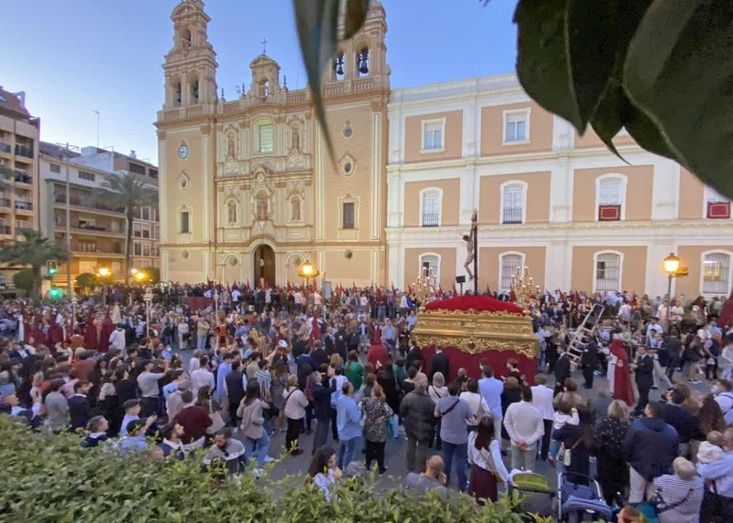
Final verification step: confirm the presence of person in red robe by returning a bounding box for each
[610,339,635,406]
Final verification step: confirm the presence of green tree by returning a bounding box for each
[11,268,34,295]
[0,229,69,301]
[76,272,100,291]
[96,172,157,284]
[294,0,733,198]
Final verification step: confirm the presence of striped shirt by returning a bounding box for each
[652,473,705,523]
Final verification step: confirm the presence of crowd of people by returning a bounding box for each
[1,282,732,521]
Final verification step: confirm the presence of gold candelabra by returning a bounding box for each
[413,264,438,304]
[510,266,541,311]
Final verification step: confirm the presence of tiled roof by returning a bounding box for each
[39,141,81,160]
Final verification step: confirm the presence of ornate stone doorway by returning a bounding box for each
[253,244,275,288]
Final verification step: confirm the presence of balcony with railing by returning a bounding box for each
[14,171,31,185]
[14,145,34,158]
[0,225,11,235]
[0,142,11,154]
[14,200,33,211]
[502,207,523,224]
[421,213,440,227]
[0,198,10,208]
[53,194,125,214]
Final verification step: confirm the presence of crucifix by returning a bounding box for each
[462,209,479,293]
[261,38,269,55]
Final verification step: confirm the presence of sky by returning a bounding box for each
[0,0,519,164]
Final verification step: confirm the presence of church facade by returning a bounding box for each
[156,0,389,286]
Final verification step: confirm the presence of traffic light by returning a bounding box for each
[47,260,58,276]
[49,287,63,300]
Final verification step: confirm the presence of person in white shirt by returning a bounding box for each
[190,355,215,395]
[177,317,190,350]
[530,375,555,461]
[108,324,126,352]
[459,379,490,431]
[468,415,510,504]
[503,386,544,471]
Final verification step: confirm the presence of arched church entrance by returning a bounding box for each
[253,244,276,288]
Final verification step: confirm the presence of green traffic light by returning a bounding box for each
[49,288,62,299]
[49,269,58,275]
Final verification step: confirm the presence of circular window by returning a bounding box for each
[344,250,353,259]
[228,257,238,266]
[181,250,190,259]
[343,126,353,138]
[343,162,353,174]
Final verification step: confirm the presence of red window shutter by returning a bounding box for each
[707,201,730,219]
[598,204,621,221]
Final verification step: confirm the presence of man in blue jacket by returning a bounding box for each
[623,401,679,503]
[336,381,362,470]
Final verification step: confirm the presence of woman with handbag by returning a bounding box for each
[361,383,393,474]
[652,457,704,523]
[468,415,509,504]
[237,381,272,476]
[553,406,593,483]
[283,374,309,455]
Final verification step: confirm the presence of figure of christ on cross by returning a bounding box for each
[463,209,478,291]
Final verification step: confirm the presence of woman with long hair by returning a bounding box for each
[283,374,309,455]
[553,406,594,484]
[593,399,630,505]
[361,383,393,474]
[468,415,509,504]
[307,445,342,501]
[237,381,272,475]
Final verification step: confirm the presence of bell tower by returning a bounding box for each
[163,0,217,109]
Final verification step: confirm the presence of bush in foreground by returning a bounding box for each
[0,417,551,522]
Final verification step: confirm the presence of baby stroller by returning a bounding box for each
[557,472,612,522]
[508,471,555,518]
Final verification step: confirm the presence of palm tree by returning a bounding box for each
[96,172,157,284]
[0,229,69,300]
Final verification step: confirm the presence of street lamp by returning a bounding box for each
[97,267,111,305]
[143,287,153,337]
[133,270,147,283]
[663,252,680,326]
[298,258,320,288]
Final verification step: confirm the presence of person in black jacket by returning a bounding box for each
[310,367,336,455]
[633,346,654,416]
[663,335,682,382]
[659,386,697,457]
[405,339,423,373]
[69,380,94,431]
[554,347,571,395]
[225,360,246,426]
[428,348,449,382]
[579,340,598,389]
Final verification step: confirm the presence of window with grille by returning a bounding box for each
[342,202,355,229]
[504,111,528,143]
[258,124,274,154]
[419,254,440,280]
[500,254,523,291]
[133,223,141,237]
[702,253,730,295]
[502,184,524,224]
[180,211,190,233]
[595,253,621,292]
[78,171,95,182]
[422,121,443,151]
[421,191,440,227]
[598,178,622,205]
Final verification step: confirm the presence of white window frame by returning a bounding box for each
[419,187,443,227]
[256,122,275,154]
[700,250,733,296]
[420,118,446,153]
[498,251,525,292]
[595,174,628,221]
[418,253,441,282]
[593,250,624,293]
[499,180,528,224]
[502,108,531,145]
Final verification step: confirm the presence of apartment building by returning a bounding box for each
[386,74,733,298]
[39,143,160,284]
[0,87,39,246]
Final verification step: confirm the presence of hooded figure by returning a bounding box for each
[610,339,634,406]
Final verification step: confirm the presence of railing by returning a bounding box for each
[286,90,308,104]
[14,172,31,184]
[53,195,125,213]
[15,145,33,158]
[0,198,10,207]
[0,225,10,235]
[595,278,619,292]
[0,142,11,153]
[502,207,523,224]
[14,200,32,210]
[78,223,106,231]
[421,214,440,227]
[352,77,375,92]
